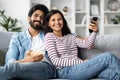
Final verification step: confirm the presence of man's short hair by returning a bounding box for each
[28,4,49,17]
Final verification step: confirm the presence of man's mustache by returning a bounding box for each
[33,20,41,24]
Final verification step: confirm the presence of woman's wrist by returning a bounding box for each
[94,30,98,33]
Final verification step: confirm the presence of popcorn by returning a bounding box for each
[30,50,43,56]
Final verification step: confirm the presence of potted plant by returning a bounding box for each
[0,10,22,32]
[111,15,120,24]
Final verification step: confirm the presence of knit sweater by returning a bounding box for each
[45,32,97,68]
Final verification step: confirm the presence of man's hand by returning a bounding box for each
[30,51,43,62]
[15,50,43,63]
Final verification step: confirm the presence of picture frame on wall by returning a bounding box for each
[90,4,99,16]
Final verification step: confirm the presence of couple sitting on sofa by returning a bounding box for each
[0,4,120,80]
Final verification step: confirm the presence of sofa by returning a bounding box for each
[0,31,13,66]
[0,31,120,80]
[79,34,120,60]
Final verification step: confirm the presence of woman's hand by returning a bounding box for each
[89,21,98,33]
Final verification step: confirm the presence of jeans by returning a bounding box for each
[0,61,56,80]
[57,52,120,80]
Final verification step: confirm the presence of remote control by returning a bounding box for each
[89,17,98,33]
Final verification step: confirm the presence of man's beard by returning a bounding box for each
[29,20,43,30]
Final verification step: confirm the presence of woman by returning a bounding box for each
[44,10,120,80]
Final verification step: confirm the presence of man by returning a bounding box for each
[0,4,55,80]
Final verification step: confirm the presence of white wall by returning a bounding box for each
[0,0,30,31]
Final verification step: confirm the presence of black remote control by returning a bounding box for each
[89,17,98,33]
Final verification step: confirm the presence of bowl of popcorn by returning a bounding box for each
[30,50,43,56]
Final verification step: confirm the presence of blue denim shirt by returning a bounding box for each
[5,29,44,64]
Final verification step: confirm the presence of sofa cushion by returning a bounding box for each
[0,31,13,50]
[79,34,120,59]
[110,49,120,59]
[79,48,103,59]
[94,34,120,51]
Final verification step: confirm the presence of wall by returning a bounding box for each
[0,0,30,31]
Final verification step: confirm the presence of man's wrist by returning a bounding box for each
[14,59,25,63]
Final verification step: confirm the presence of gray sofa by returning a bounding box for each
[79,34,120,60]
[0,31,13,65]
[0,31,120,80]
[0,31,120,64]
